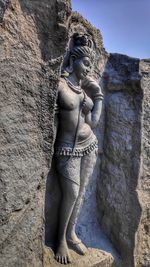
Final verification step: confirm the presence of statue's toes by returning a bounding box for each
[58,256,61,264]
[61,256,65,264]
[55,255,61,263]
[63,256,67,264]
[62,255,71,264]
[67,256,71,264]
[55,254,71,264]
[64,255,71,264]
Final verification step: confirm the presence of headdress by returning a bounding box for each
[69,33,95,60]
[61,33,95,76]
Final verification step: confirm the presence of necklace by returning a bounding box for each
[64,77,82,94]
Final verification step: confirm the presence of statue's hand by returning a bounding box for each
[82,76,100,90]
[82,76,103,100]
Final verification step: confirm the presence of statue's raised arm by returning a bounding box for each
[82,76,103,128]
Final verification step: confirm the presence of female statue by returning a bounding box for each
[54,33,103,264]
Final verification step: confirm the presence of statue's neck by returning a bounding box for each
[68,73,80,87]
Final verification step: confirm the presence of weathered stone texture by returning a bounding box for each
[44,247,118,267]
[97,54,150,267]
[0,0,71,266]
[134,59,150,267]
[0,0,9,23]
[1,2,149,267]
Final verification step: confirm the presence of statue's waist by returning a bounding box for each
[58,121,92,142]
[54,133,98,157]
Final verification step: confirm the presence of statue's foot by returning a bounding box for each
[67,233,87,255]
[55,241,71,264]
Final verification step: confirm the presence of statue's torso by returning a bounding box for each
[56,78,94,145]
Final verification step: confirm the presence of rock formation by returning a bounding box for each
[0,1,149,267]
[97,54,150,267]
[0,0,71,266]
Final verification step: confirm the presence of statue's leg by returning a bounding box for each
[66,149,97,255]
[55,156,81,264]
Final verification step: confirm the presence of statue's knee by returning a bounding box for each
[67,183,79,202]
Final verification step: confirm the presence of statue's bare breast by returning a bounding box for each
[56,79,94,143]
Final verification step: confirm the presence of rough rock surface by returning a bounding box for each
[134,59,150,267]
[97,54,150,267]
[0,0,9,23]
[0,0,71,266]
[44,247,120,267]
[1,1,150,267]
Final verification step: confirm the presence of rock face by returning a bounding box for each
[97,54,150,267]
[0,1,150,267]
[0,0,71,266]
[134,59,150,267]
[44,247,116,267]
[0,0,9,23]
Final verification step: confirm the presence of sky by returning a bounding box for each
[72,0,150,59]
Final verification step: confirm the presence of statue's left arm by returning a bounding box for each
[82,77,103,128]
[91,98,103,128]
[85,98,102,129]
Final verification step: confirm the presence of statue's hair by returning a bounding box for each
[70,46,94,61]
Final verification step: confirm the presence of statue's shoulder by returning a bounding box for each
[58,77,67,92]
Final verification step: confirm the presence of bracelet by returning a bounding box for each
[93,92,104,100]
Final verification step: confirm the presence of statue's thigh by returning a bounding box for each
[80,149,98,189]
[55,156,82,186]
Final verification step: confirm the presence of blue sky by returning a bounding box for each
[72,0,150,59]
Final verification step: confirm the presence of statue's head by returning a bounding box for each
[62,33,95,80]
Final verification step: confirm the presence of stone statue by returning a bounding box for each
[54,33,103,264]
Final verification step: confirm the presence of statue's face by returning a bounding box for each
[73,56,91,81]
